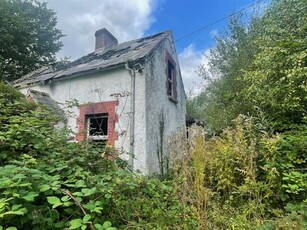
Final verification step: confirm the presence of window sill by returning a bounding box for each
[168,96,178,104]
[87,136,108,141]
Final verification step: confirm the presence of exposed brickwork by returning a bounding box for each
[76,100,119,145]
[95,28,118,51]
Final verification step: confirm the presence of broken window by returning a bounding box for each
[167,60,174,97]
[167,59,177,100]
[86,113,108,142]
[76,101,118,145]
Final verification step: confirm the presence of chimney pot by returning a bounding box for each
[95,28,118,51]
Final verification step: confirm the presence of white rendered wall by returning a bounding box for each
[130,69,147,173]
[144,36,186,174]
[19,68,134,163]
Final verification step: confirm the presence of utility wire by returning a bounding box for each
[174,0,266,43]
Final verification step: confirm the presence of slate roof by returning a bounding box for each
[14,30,170,88]
[27,89,66,122]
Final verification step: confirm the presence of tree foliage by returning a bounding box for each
[0,0,63,82]
[185,1,307,227]
[244,0,307,131]
[188,12,261,133]
[1,0,306,228]
[190,0,307,134]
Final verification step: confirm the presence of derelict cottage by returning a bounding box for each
[14,28,186,174]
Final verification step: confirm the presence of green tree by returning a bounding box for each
[243,0,307,215]
[192,12,262,133]
[244,0,307,131]
[0,0,63,82]
[187,1,307,226]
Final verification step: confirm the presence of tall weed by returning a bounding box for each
[171,115,284,229]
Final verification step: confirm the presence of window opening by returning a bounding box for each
[86,113,108,141]
[167,60,175,97]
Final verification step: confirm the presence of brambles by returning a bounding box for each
[0,82,195,229]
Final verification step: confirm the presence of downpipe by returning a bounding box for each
[125,62,136,171]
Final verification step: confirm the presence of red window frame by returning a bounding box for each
[165,51,177,100]
[76,100,118,145]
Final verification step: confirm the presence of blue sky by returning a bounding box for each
[43,0,266,93]
[148,0,265,93]
[149,0,258,51]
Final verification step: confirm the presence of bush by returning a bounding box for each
[172,115,306,229]
[0,82,195,229]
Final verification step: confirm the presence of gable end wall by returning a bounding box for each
[144,35,186,174]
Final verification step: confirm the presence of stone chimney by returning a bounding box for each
[95,28,118,51]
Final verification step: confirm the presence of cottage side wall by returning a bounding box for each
[19,68,133,162]
[131,69,147,173]
[145,35,186,174]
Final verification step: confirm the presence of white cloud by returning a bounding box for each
[178,44,209,96]
[42,0,157,60]
[39,0,210,97]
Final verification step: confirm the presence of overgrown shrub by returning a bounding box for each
[172,115,306,229]
[0,82,195,229]
[0,82,58,165]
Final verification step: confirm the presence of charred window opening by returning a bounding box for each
[167,60,175,97]
[86,113,108,141]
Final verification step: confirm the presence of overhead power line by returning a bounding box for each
[174,0,266,43]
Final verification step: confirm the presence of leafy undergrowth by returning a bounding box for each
[0,82,195,230]
[0,154,193,229]
[1,78,306,230]
[172,116,306,230]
